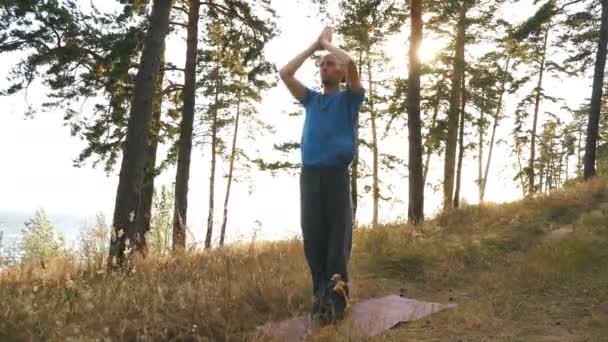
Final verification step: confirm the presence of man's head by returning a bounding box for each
[318,53,345,87]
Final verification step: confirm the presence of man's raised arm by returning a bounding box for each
[279,41,319,102]
[319,29,362,94]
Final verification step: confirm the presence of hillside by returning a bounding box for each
[1,178,607,341]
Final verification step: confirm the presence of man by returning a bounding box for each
[279,26,365,324]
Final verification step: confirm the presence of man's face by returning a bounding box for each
[319,54,344,87]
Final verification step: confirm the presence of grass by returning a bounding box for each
[1,177,608,341]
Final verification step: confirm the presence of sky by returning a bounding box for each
[0,0,595,247]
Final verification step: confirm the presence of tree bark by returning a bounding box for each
[584,0,608,180]
[367,56,379,228]
[539,160,545,193]
[477,92,484,203]
[423,85,442,185]
[516,143,527,197]
[172,0,200,252]
[527,29,549,196]
[407,0,424,224]
[443,1,466,210]
[136,54,166,255]
[205,65,221,249]
[351,51,363,225]
[109,0,174,269]
[454,69,467,208]
[219,79,244,247]
[481,57,510,202]
[577,126,583,175]
[565,152,569,182]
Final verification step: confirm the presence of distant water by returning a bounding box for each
[0,210,91,251]
[0,209,301,255]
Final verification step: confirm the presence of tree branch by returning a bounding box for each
[172,5,189,16]
[169,21,188,29]
[200,2,254,28]
[159,83,184,96]
[162,66,186,73]
[559,0,585,11]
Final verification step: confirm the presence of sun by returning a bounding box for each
[417,38,444,64]
[384,35,445,72]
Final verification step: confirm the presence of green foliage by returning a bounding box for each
[1,0,277,174]
[511,1,557,40]
[19,209,65,267]
[193,4,278,175]
[557,0,602,71]
[0,0,146,172]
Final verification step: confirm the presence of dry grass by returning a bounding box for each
[1,178,608,341]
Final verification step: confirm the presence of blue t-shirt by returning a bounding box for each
[299,86,365,167]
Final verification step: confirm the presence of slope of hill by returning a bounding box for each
[1,178,607,341]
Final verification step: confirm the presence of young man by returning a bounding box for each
[279,26,365,324]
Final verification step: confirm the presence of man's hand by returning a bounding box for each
[317,26,362,94]
[279,30,324,102]
[317,26,333,49]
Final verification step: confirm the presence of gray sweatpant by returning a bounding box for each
[299,165,353,296]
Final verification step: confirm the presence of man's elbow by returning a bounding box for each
[279,67,292,80]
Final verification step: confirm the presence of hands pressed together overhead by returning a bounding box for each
[316,26,333,51]
[278,24,362,100]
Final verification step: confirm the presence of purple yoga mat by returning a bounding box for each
[257,295,456,341]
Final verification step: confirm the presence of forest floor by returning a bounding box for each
[1,178,608,341]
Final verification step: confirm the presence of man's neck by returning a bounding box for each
[323,84,340,95]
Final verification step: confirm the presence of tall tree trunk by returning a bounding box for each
[136,53,166,255]
[565,153,569,182]
[172,0,200,252]
[556,154,561,187]
[351,51,363,225]
[408,0,424,224]
[477,93,484,203]
[577,126,583,176]
[557,151,568,184]
[527,29,549,196]
[423,87,441,186]
[443,1,466,210]
[539,160,544,193]
[453,70,467,208]
[584,0,608,180]
[367,56,379,228]
[109,0,173,269]
[516,143,527,197]
[481,57,510,202]
[205,64,222,249]
[219,79,244,247]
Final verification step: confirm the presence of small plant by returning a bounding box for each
[19,209,65,268]
[79,212,110,270]
[148,185,174,255]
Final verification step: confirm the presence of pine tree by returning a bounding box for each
[149,185,174,255]
[0,1,149,172]
[510,1,567,196]
[198,5,276,248]
[219,44,276,246]
[337,0,406,227]
[583,0,608,179]
[79,212,110,270]
[442,0,467,210]
[109,0,174,269]
[408,0,424,223]
[20,209,65,267]
[172,0,201,251]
